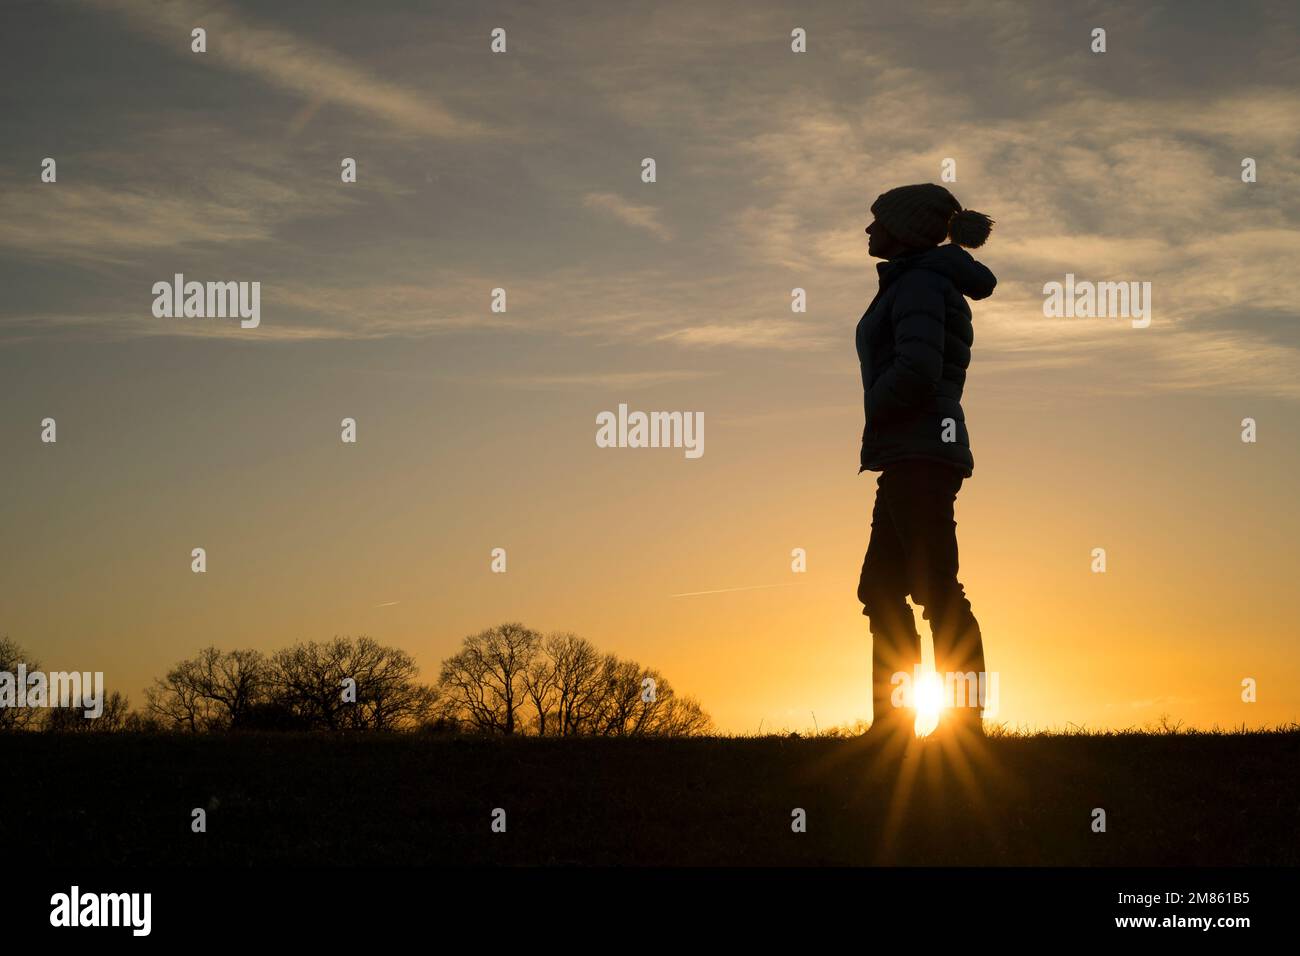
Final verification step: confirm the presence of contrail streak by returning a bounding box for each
[670,583,799,598]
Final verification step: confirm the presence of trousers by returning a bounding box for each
[857,459,986,721]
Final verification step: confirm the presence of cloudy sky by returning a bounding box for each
[3,0,1299,732]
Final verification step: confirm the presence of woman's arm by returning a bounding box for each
[864,273,947,424]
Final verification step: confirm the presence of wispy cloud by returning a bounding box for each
[83,0,491,139]
[503,370,715,391]
[657,319,829,350]
[582,192,672,240]
[0,122,371,265]
[0,177,323,262]
[9,0,1299,397]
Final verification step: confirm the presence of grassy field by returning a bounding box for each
[7,729,1298,866]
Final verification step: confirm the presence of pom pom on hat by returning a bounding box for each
[947,208,994,248]
[870,183,994,249]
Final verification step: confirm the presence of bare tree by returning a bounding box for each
[588,657,650,736]
[438,623,541,735]
[88,624,711,738]
[652,694,713,736]
[198,648,268,729]
[522,652,559,736]
[586,660,714,737]
[544,632,606,736]
[146,657,212,732]
[0,636,39,732]
[45,691,130,733]
[346,638,439,730]
[437,625,712,737]
[269,636,436,731]
[123,710,163,733]
[146,647,268,731]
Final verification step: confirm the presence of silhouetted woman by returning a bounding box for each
[855,183,996,745]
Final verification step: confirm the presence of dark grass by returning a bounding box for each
[7,730,1299,866]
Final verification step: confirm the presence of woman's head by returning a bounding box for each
[865,183,994,259]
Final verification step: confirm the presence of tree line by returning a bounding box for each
[0,624,712,736]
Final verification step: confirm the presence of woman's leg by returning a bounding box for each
[858,473,923,729]
[880,461,986,715]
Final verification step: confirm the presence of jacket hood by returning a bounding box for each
[877,243,997,300]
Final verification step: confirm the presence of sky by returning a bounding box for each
[2,0,1299,733]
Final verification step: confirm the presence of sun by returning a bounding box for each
[914,670,946,736]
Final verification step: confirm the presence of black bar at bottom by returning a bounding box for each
[12,866,1284,941]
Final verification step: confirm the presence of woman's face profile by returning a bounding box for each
[865,219,893,260]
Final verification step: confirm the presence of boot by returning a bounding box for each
[862,698,916,749]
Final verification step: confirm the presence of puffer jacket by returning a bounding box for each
[856,243,997,477]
